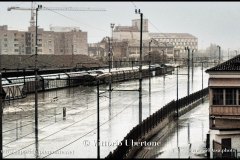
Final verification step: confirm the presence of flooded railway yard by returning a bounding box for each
[2,66,209,158]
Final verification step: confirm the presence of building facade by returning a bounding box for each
[0,25,88,55]
[109,19,197,61]
[0,25,26,55]
[149,33,198,58]
[113,19,149,42]
[206,56,240,158]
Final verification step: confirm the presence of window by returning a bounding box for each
[212,89,223,105]
[225,89,236,105]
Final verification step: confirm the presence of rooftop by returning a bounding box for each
[206,55,240,72]
[149,33,197,39]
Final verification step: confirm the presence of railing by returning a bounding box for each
[105,87,209,159]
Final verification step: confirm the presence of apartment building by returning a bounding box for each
[206,55,240,158]
[0,25,88,55]
[0,25,26,55]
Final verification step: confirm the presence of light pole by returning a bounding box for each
[176,66,179,118]
[217,45,221,64]
[72,44,74,68]
[97,80,100,159]
[185,46,190,97]
[0,40,2,159]
[110,23,115,68]
[149,40,152,62]
[191,49,194,87]
[161,50,165,64]
[135,9,143,123]
[105,37,112,99]
[201,61,204,103]
[34,4,42,158]
[235,50,238,56]
[149,40,152,115]
[228,48,230,60]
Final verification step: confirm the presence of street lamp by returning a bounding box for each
[161,50,165,64]
[185,46,190,97]
[135,8,143,123]
[217,45,221,64]
[149,40,153,63]
[176,65,180,118]
[110,23,115,68]
[34,4,42,158]
[148,39,152,115]
[191,49,194,85]
[0,40,2,159]
[228,48,230,60]
[105,37,112,99]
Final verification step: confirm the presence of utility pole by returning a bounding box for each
[106,37,112,99]
[185,47,190,97]
[135,9,143,123]
[228,48,230,60]
[110,23,115,69]
[161,50,165,64]
[191,50,194,84]
[0,40,3,159]
[176,66,179,118]
[34,5,42,158]
[149,40,152,95]
[97,80,100,159]
[148,39,152,115]
[217,45,221,64]
[201,61,204,103]
[72,44,74,67]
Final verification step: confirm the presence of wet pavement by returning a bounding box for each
[2,66,211,158]
[135,99,209,159]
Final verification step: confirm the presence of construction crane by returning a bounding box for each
[7,2,106,27]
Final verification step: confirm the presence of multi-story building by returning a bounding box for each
[110,19,197,60]
[113,19,149,41]
[149,33,198,58]
[0,25,88,55]
[28,26,55,55]
[206,56,240,158]
[51,26,88,55]
[0,25,26,55]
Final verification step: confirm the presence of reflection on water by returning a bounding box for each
[2,66,211,158]
[140,100,209,159]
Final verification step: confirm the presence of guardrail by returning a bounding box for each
[105,87,209,159]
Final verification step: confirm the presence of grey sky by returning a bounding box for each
[1,1,240,50]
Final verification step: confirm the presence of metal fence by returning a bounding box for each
[105,87,209,159]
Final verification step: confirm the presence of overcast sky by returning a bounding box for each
[1,1,240,50]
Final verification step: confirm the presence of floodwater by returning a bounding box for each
[135,99,209,158]
[2,66,211,158]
